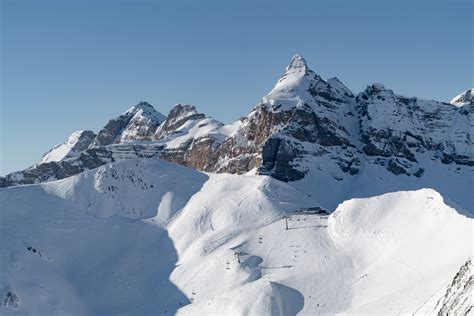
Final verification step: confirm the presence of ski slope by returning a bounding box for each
[1,159,472,315]
[328,189,473,314]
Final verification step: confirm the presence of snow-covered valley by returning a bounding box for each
[1,159,472,315]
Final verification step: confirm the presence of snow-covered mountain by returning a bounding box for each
[90,101,166,147]
[1,55,472,220]
[450,88,474,107]
[2,56,472,211]
[1,54,473,314]
[1,160,472,315]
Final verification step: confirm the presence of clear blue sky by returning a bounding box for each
[1,0,472,175]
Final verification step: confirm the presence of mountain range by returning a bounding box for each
[2,55,472,211]
[1,55,472,315]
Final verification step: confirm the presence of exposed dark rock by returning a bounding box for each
[433,257,473,315]
[260,139,306,182]
[387,159,407,175]
[413,168,425,177]
[2,290,19,309]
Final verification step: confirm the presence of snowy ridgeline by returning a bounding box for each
[0,159,472,315]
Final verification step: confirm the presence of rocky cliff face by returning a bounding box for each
[1,55,473,192]
[356,83,473,176]
[210,54,358,181]
[210,56,473,181]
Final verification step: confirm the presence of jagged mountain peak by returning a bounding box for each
[285,54,309,74]
[262,56,352,121]
[269,55,354,107]
[2,55,473,215]
[450,88,474,107]
[124,101,166,121]
[154,104,206,140]
[126,101,153,112]
[168,104,201,117]
[90,101,166,147]
[271,54,316,94]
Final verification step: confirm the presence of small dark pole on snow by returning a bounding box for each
[284,216,289,230]
[234,252,241,263]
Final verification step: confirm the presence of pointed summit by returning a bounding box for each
[284,54,309,75]
[271,54,312,93]
[124,101,161,116]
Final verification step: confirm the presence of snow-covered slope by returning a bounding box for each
[41,130,96,163]
[1,160,472,315]
[0,160,203,315]
[328,189,472,314]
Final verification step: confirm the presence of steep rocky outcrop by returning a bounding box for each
[210,54,358,181]
[357,84,473,172]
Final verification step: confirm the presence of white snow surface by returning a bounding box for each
[158,117,240,149]
[41,131,91,163]
[1,159,472,315]
[328,189,472,314]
